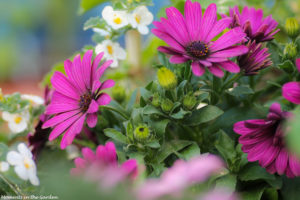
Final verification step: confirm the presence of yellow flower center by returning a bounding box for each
[135,14,141,24]
[107,45,114,55]
[113,16,122,25]
[14,116,22,124]
[24,159,31,169]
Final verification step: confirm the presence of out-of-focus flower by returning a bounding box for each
[234,103,300,178]
[284,43,298,60]
[151,93,160,108]
[2,111,29,133]
[42,50,114,149]
[129,6,153,35]
[223,6,279,42]
[282,59,300,104]
[102,6,129,30]
[136,154,224,200]
[152,0,248,77]
[238,41,272,75]
[21,94,44,106]
[285,18,300,38]
[199,189,239,200]
[6,143,39,186]
[95,40,126,67]
[157,67,177,90]
[66,144,80,160]
[71,142,138,188]
[93,28,110,38]
[0,161,9,172]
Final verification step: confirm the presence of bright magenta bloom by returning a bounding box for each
[282,59,300,104]
[234,103,300,178]
[136,154,224,200]
[223,6,279,42]
[42,50,114,149]
[71,142,138,188]
[152,0,248,77]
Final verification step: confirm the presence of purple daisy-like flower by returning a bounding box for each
[152,0,248,77]
[234,103,300,178]
[42,50,114,149]
[223,6,279,42]
[238,41,272,75]
[282,58,300,104]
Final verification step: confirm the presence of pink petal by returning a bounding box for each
[152,29,185,52]
[157,46,183,55]
[191,62,205,76]
[74,157,87,169]
[218,61,240,73]
[199,3,217,41]
[71,54,86,93]
[100,79,115,90]
[97,93,111,105]
[45,103,79,115]
[289,155,300,176]
[204,17,232,42]
[86,113,98,128]
[96,60,113,80]
[51,91,78,105]
[282,82,300,104]
[104,142,117,165]
[184,0,202,41]
[169,55,189,64]
[91,52,104,83]
[87,100,99,114]
[42,110,80,128]
[81,50,93,89]
[209,46,248,58]
[275,149,288,175]
[82,147,96,162]
[208,65,224,77]
[296,58,300,73]
[51,72,80,100]
[121,159,138,179]
[92,80,102,93]
[233,121,254,135]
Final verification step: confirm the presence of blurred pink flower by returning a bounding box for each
[71,142,138,188]
[234,103,300,178]
[282,58,300,104]
[136,154,224,200]
[199,189,239,200]
[152,0,248,77]
[42,50,115,149]
[223,6,279,42]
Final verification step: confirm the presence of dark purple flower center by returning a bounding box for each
[79,93,93,112]
[186,41,209,59]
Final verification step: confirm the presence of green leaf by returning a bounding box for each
[126,89,138,113]
[239,163,275,182]
[148,119,170,137]
[183,105,223,126]
[281,177,300,200]
[145,141,160,149]
[79,0,108,15]
[157,140,193,163]
[143,105,165,116]
[278,60,295,73]
[215,130,236,167]
[170,108,190,119]
[215,174,237,194]
[227,85,254,97]
[179,143,200,160]
[103,128,127,144]
[287,108,300,156]
[83,17,105,31]
[241,184,267,200]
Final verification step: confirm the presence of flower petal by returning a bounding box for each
[282,82,300,104]
[191,62,205,76]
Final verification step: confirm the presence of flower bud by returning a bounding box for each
[151,93,160,107]
[161,98,174,113]
[183,93,197,110]
[157,67,177,90]
[112,85,126,103]
[284,43,298,60]
[134,124,150,141]
[285,18,300,38]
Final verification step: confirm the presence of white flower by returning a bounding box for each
[95,40,126,67]
[0,161,9,172]
[197,103,208,109]
[2,111,29,133]
[6,143,39,186]
[21,94,44,106]
[102,6,129,30]
[92,28,110,38]
[129,6,153,35]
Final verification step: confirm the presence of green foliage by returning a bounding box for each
[78,0,108,15]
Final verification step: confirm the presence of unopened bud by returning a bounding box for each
[285,18,300,38]
[161,98,174,113]
[134,124,150,141]
[157,67,177,90]
[151,93,160,107]
[284,43,298,60]
[183,93,197,110]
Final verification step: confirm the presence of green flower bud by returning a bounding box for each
[134,124,150,141]
[284,43,298,60]
[285,18,300,38]
[112,85,126,103]
[161,98,174,113]
[151,93,160,107]
[183,93,197,110]
[157,67,177,90]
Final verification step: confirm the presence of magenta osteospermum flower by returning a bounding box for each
[42,50,114,149]
[136,154,224,200]
[223,6,279,42]
[282,59,300,104]
[234,103,300,178]
[238,41,272,75]
[152,0,248,77]
[71,142,138,188]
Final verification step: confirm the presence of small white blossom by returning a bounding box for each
[21,94,44,106]
[7,143,39,186]
[197,103,208,109]
[2,111,29,133]
[129,6,153,35]
[0,161,9,172]
[92,28,110,38]
[95,40,126,67]
[102,6,129,30]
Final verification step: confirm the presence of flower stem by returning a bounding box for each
[0,173,24,196]
[100,106,130,120]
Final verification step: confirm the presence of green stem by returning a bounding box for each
[0,173,23,196]
[100,106,130,120]
[221,73,243,91]
[73,139,96,149]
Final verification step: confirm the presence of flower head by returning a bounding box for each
[152,0,248,77]
[95,40,126,67]
[234,103,300,178]
[42,50,114,149]
[282,59,300,104]
[2,111,29,133]
[71,142,138,188]
[157,67,177,90]
[238,41,272,75]
[21,94,44,106]
[285,18,300,38]
[224,6,279,42]
[6,143,39,185]
[136,154,224,200]
[129,6,153,35]
[102,6,129,30]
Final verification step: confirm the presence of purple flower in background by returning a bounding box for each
[234,103,300,178]
[238,41,272,75]
[152,0,248,77]
[223,6,279,42]
[282,59,300,104]
[42,50,115,149]
[136,154,224,200]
